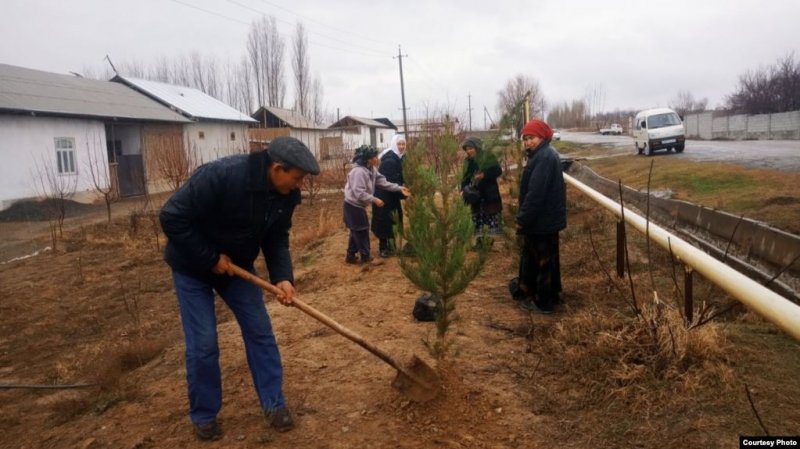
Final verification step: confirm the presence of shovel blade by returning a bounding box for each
[391,355,440,403]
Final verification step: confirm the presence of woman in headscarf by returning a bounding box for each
[513,119,566,314]
[460,136,503,241]
[371,134,407,257]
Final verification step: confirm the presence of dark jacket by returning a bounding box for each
[159,151,300,284]
[461,149,503,212]
[374,151,404,203]
[517,141,566,235]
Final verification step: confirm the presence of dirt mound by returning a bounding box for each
[0,198,101,222]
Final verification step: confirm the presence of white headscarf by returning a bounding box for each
[378,134,406,159]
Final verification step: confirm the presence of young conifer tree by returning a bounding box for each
[396,119,488,359]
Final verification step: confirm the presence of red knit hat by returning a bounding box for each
[521,119,554,140]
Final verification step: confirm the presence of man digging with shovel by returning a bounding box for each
[159,137,319,441]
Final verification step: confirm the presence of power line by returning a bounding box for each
[169,0,249,25]
[227,0,388,56]
[254,0,395,47]
[168,0,386,59]
[405,56,451,95]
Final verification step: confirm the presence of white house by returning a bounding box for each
[329,116,397,149]
[250,106,342,159]
[112,76,256,167]
[0,64,190,210]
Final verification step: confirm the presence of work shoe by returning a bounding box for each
[266,407,295,432]
[193,420,222,441]
[345,254,359,264]
[519,298,554,315]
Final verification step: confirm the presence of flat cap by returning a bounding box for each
[267,137,320,175]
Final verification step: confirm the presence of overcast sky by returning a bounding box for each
[2,0,798,127]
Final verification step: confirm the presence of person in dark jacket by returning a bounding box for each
[461,137,503,240]
[371,134,407,257]
[159,137,319,440]
[514,120,566,314]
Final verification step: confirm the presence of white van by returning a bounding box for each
[633,108,685,156]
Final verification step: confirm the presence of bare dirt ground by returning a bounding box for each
[1,187,799,449]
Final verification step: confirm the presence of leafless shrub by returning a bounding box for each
[84,133,117,224]
[291,207,339,251]
[152,135,197,192]
[31,153,78,251]
[302,174,322,206]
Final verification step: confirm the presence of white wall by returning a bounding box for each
[0,115,108,210]
[184,122,250,166]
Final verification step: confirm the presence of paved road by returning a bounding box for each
[561,131,800,172]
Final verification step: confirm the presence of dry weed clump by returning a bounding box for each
[48,338,167,424]
[291,207,340,250]
[549,296,734,404]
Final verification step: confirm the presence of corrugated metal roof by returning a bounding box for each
[115,76,256,123]
[0,64,191,122]
[252,106,320,129]
[330,116,391,129]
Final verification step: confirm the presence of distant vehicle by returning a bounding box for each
[552,129,562,140]
[599,123,623,135]
[633,108,685,156]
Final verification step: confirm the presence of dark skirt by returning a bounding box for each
[371,191,403,239]
[343,202,369,231]
[518,232,562,308]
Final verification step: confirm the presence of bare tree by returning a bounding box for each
[84,133,116,224]
[496,74,544,133]
[247,16,287,109]
[669,90,708,118]
[727,53,800,114]
[265,16,286,108]
[247,18,268,107]
[237,56,255,114]
[31,149,78,250]
[311,75,325,125]
[292,22,311,117]
[152,135,197,192]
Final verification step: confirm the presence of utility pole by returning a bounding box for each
[483,106,495,129]
[394,45,409,137]
[467,93,473,131]
[523,90,531,123]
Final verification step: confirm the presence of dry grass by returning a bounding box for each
[291,206,341,250]
[49,337,167,425]
[584,155,800,234]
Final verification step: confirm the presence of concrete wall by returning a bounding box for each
[0,115,108,210]
[685,109,800,140]
[569,163,800,284]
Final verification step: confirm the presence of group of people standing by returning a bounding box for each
[342,120,566,317]
[343,135,410,265]
[157,119,566,440]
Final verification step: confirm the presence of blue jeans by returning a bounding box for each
[172,268,285,424]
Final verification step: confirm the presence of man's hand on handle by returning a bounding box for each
[212,254,235,276]
[274,280,296,306]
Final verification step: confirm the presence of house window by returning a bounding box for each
[55,137,76,174]
[230,131,236,141]
[199,131,205,139]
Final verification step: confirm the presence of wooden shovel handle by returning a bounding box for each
[229,263,403,372]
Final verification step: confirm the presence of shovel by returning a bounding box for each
[229,263,440,402]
